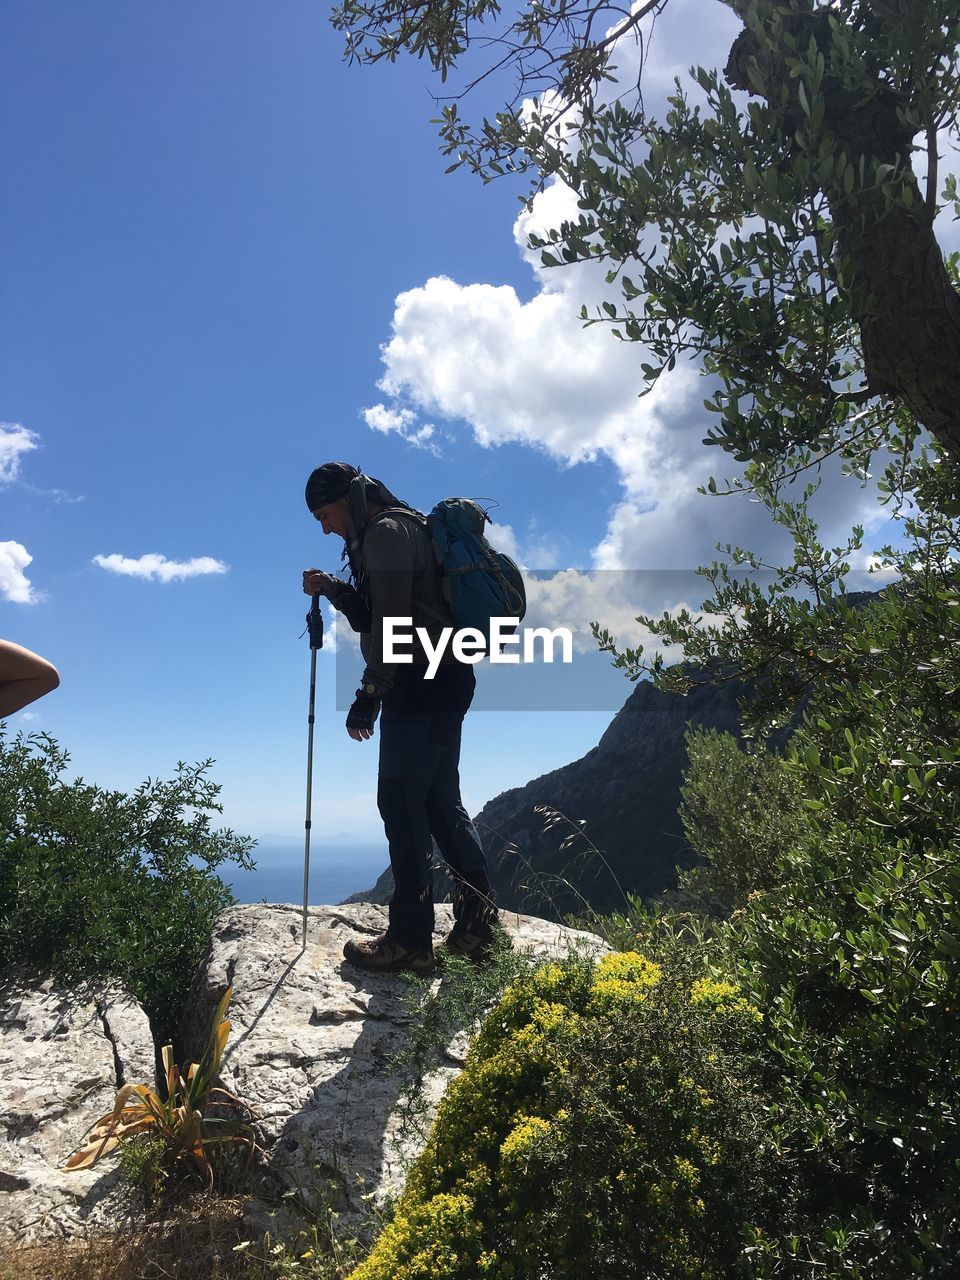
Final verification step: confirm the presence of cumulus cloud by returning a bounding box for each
[521,568,732,656]
[0,421,83,501]
[0,423,39,484]
[319,599,357,655]
[377,270,657,467]
[0,542,40,604]
[363,404,417,434]
[92,553,229,583]
[484,519,523,563]
[370,246,886,574]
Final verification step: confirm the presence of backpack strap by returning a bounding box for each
[366,507,453,622]
[367,506,427,528]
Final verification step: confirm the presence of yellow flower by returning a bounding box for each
[591,951,662,1011]
[690,977,762,1021]
[500,1115,552,1163]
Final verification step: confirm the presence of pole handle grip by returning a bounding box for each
[306,593,324,650]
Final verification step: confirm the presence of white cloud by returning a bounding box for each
[363,403,418,434]
[362,403,441,454]
[319,600,348,654]
[376,269,689,474]
[0,542,39,604]
[371,256,886,572]
[522,569,729,655]
[485,518,560,570]
[484,519,522,562]
[0,421,82,501]
[409,424,438,450]
[0,423,39,484]
[92,553,229,583]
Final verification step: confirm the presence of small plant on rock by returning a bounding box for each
[65,986,258,1192]
[117,1132,169,1203]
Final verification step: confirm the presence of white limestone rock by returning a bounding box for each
[0,975,156,1243]
[180,902,606,1236]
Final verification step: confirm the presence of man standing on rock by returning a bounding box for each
[302,462,499,975]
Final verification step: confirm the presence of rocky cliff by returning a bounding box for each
[476,675,747,915]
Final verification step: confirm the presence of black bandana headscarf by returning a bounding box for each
[304,462,416,588]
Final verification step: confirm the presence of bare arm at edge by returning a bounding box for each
[0,640,60,718]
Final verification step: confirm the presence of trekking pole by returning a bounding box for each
[302,593,324,949]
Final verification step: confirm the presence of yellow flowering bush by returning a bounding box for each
[348,953,780,1280]
[690,976,763,1021]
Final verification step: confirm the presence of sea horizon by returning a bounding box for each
[222,841,388,907]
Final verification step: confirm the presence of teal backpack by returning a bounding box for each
[425,498,526,644]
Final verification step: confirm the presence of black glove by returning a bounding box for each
[346,690,381,734]
[303,569,343,599]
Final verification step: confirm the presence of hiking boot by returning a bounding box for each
[342,931,435,975]
[435,922,509,965]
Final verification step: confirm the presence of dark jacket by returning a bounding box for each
[328,510,456,695]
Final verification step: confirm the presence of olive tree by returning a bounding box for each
[332,0,960,473]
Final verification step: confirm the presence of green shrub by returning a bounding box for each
[679,728,807,911]
[118,1134,169,1204]
[0,730,254,1041]
[571,892,723,959]
[389,935,535,1146]
[729,577,960,1275]
[621,468,960,1275]
[349,951,779,1280]
[572,454,960,1274]
[737,823,960,1275]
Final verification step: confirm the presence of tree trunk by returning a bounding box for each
[725,19,960,465]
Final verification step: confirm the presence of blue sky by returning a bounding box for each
[1,0,907,846]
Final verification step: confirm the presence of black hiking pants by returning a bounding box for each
[377,662,495,948]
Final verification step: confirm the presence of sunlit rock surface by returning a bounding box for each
[0,975,155,1243]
